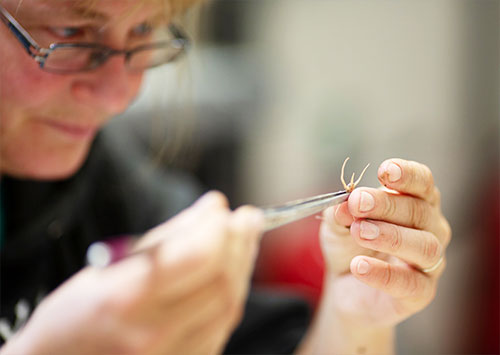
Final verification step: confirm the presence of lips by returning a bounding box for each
[39,119,98,140]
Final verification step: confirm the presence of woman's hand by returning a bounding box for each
[2,191,264,355]
[320,158,451,327]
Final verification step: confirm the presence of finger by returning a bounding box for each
[350,220,443,271]
[165,275,233,331]
[349,256,439,301]
[230,205,265,241]
[229,206,264,262]
[144,274,235,352]
[135,191,229,251]
[377,159,440,206]
[148,210,230,301]
[322,203,352,236]
[226,206,264,299]
[347,188,446,240]
[165,304,237,355]
[319,217,369,275]
[334,202,355,228]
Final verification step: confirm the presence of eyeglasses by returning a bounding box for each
[0,5,189,74]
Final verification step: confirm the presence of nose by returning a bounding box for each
[71,55,143,115]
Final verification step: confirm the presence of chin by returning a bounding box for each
[34,159,87,181]
[2,140,93,181]
[32,147,92,181]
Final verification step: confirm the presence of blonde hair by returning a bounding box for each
[72,0,204,22]
[71,0,207,169]
[32,0,207,168]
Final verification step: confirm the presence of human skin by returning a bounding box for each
[0,1,269,353]
[0,0,150,179]
[297,159,451,354]
[0,0,452,353]
[2,192,266,354]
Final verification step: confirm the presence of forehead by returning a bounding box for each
[4,0,169,23]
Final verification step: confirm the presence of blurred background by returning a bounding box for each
[110,0,499,353]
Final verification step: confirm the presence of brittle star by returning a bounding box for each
[341,157,370,193]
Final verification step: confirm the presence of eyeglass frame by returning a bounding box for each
[0,4,190,74]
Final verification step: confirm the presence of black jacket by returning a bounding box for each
[0,130,309,353]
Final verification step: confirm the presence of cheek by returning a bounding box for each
[0,55,68,113]
[0,26,72,112]
[0,114,93,179]
[0,54,89,179]
[128,73,145,102]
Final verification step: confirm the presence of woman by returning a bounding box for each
[0,0,451,353]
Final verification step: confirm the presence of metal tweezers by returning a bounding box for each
[86,190,350,267]
[262,190,350,231]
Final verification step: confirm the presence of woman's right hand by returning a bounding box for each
[2,191,264,355]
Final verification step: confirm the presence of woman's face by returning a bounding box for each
[0,0,165,179]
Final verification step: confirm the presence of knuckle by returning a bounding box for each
[382,263,394,288]
[409,199,429,228]
[422,165,434,189]
[422,235,442,265]
[388,224,403,253]
[207,190,230,209]
[383,193,398,219]
[411,160,433,185]
[405,272,420,298]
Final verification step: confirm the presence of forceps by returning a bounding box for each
[261,190,350,231]
[87,190,351,267]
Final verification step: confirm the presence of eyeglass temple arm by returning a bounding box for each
[168,24,190,43]
[0,5,42,56]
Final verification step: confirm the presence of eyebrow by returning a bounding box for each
[17,1,167,26]
[17,2,109,22]
[67,5,166,25]
[70,7,109,21]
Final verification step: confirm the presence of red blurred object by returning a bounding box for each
[253,215,325,308]
[459,172,500,354]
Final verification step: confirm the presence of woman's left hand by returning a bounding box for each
[319,158,452,327]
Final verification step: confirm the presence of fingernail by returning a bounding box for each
[386,162,402,183]
[357,259,370,274]
[360,221,379,239]
[359,191,375,212]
